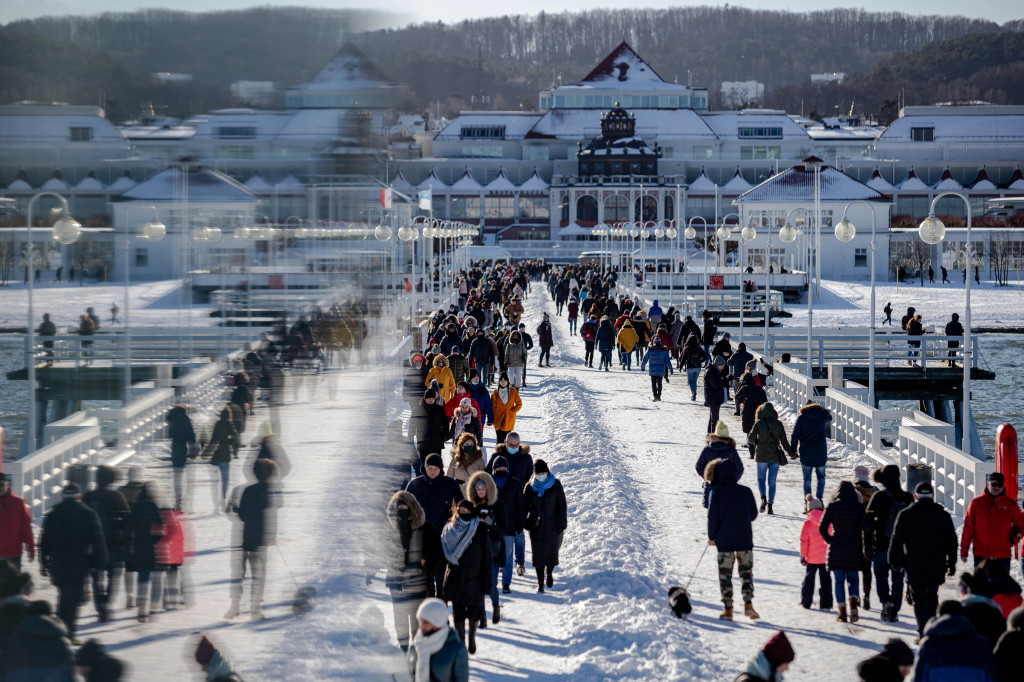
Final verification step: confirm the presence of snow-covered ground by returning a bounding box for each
[7,277,1017,680]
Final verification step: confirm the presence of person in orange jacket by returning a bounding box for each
[961,472,1024,574]
[425,355,457,402]
[490,373,522,445]
[0,473,34,570]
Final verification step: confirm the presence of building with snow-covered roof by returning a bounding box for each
[284,43,408,110]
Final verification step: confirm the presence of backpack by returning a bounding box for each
[581,324,597,341]
[882,492,907,539]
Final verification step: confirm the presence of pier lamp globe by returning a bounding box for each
[684,225,697,240]
[918,213,946,245]
[293,226,308,239]
[234,225,250,240]
[52,212,82,245]
[716,224,731,241]
[834,218,856,243]
[666,227,678,239]
[655,225,665,238]
[204,227,221,242]
[778,223,798,243]
[374,222,393,241]
[629,227,639,238]
[640,227,650,239]
[741,224,757,241]
[139,219,166,242]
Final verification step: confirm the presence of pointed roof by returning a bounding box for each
[390,170,415,195]
[721,169,752,194]
[74,170,105,191]
[417,169,448,192]
[485,169,517,192]
[7,169,32,191]
[897,168,929,192]
[449,169,482,192]
[687,169,717,193]
[41,170,68,191]
[243,173,273,193]
[932,169,962,191]
[292,43,392,91]
[108,170,137,192]
[1006,168,1024,190]
[578,42,668,86]
[518,169,548,193]
[735,164,885,204]
[969,169,997,191]
[119,165,257,203]
[275,174,305,193]
[865,168,894,193]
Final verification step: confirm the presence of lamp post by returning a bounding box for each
[782,208,814,375]
[664,221,678,308]
[918,192,974,453]
[122,204,166,405]
[717,212,739,318]
[687,216,708,314]
[834,200,879,407]
[25,192,81,453]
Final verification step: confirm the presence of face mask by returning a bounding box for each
[506,446,519,455]
[535,473,549,482]
[462,444,476,454]
[397,507,412,521]
[458,511,475,522]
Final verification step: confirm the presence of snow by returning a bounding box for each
[736,166,884,204]
[8,275,1024,680]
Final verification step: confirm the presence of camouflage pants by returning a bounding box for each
[717,550,754,608]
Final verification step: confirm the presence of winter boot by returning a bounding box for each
[224,601,240,620]
[759,496,767,513]
[766,504,774,515]
[718,606,733,621]
[691,392,697,401]
[137,598,149,623]
[479,611,487,629]
[862,592,871,612]
[492,603,501,625]
[536,567,545,593]
[744,602,760,620]
[468,620,478,655]
[836,604,848,623]
[538,361,543,367]
[454,618,466,644]
[546,566,554,588]
[516,563,525,576]
[849,596,860,623]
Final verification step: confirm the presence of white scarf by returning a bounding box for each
[497,385,510,404]
[412,624,449,682]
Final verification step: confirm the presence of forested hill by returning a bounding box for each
[2,6,1022,122]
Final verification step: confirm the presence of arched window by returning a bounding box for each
[635,195,658,222]
[664,195,674,222]
[605,195,629,222]
[576,195,598,222]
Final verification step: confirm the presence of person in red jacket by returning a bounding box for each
[961,472,1024,574]
[0,473,34,570]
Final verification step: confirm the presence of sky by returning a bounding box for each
[1,0,1022,26]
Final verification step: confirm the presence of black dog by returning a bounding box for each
[668,585,692,618]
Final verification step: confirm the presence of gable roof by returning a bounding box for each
[721,169,753,194]
[243,173,273,193]
[417,169,448,191]
[932,169,962,191]
[687,169,717,193]
[897,168,930,192]
[390,170,415,195]
[485,169,517,192]
[1007,168,1024,190]
[74,171,106,191]
[865,168,894,193]
[41,170,68,191]
[735,164,885,204]
[518,170,549,193]
[579,42,669,86]
[108,170,137,192]
[970,169,997,191]
[119,165,257,203]
[527,108,715,141]
[449,169,482,192]
[291,43,393,91]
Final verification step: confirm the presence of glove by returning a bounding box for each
[800,558,807,566]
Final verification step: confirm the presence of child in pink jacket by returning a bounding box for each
[156,508,193,609]
[800,494,833,610]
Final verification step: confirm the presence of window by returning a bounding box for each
[525,146,548,162]
[686,197,716,220]
[216,126,256,138]
[576,196,598,222]
[664,195,674,221]
[740,146,781,160]
[635,195,657,222]
[485,196,514,219]
[69,127,93,142]
[911,127,934,142]
[604,195,629,222]
[692,145,713,160]
[970,197,987,217]
[738,127,783,139]
[519,196,548,220]
[460,126,505,140]
[660,146,673,159]
[450,197,482,219]
[135,248,149,268]
[855,248,867,267]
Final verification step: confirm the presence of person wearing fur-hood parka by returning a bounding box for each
[790,401,833,500]
[370,491,442,651]
[695,422,745,508]
[425,355,456,401]
[466,471,509,627]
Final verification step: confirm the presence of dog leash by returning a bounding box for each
[684,544,711,592]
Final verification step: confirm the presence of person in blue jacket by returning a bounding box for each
[790,401,833,502]
[640,336,672,401]
[706,458,760,621]
[595,317,616,372]
[647,299,664,327]
[695,421,744,508]
[466,370,493,429]
[912,600,997,682]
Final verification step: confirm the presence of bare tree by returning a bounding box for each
[891,240,932,286]
[0,231,14,285]
[988,231,1017,286]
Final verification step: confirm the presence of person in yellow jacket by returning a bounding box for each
[490,372,522,445]
[616,319,640,371]
[425,355,456,401]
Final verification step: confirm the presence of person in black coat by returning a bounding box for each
[706,458,759,620]
[912,602,997,681]
[75,638,126,682]
[0,600,74,680]
[703,356,728,433]
[734,371,767,451]
[128,483,164,622]
[39,483,106,642]
[403,354,428,413]
[226,459,279,621]
[676,315,702,350]
[166,405,196,509]
[888,481,958,636]
[411,389,450,466]
[944,313,964,367]
[695,426,745,508]
[485,437,532,576]
[468,329,496,385]
[819,481,872,623]
[524,460,568,593]
[701,313,717,356]
[440,499,492,655]
[489,456,525,596]
[229,379,252,430]
[595,318,616,371]
[958,569,1008,650]
[864,464,914,623]
[83,465,129,623]
[467,471,508,628]
[407,454,465,597]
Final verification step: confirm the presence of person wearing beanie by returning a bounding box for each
[195,634,244,682]
[703,355,728,433]
[75,638,126,681]
[487,454,526,595]
[819,481,872,624]
[524,460,567,593]
[695,421,745,509]
[439,499,491,655]
[407,454,464,596]
[849,464,878,612]
[960,471,1024,574]
[0,472,34,571]
[640,334,672,401]
[39,479,106,643]
[799,494,832,611]
[888,480,958,637]
[727,342,754,413]
[225,459,279,621]
[856,638,913,681]
[994,604,1024,682]
[864,464,915,623]
[412,387,451,469]
[736,630,794,681]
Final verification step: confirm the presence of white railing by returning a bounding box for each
[822,387,902,452]
[169,361,229,407]
[7,421,104,519]
[770,361,827,414]
[895,414,993,520]
[87,387,177,449]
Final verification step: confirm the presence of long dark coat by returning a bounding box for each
[127,487,164,572]
[524,478,568,567]
[442,524,492,606]
[734,376,767,435]
[537,320,554,349]
[819,481,871,572]
[40,498,107,585]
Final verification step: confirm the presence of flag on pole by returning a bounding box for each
[379,187,393,209]
[418,188,432,211]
